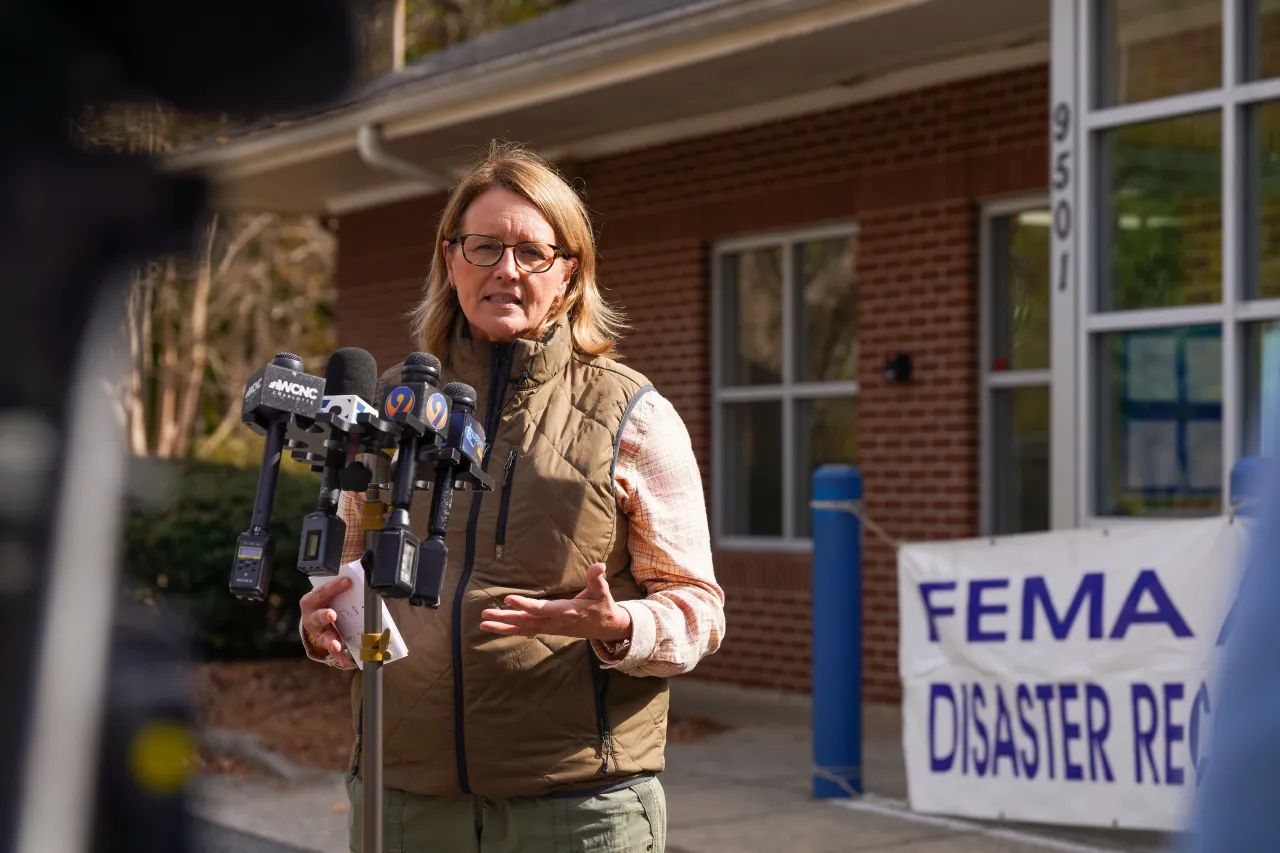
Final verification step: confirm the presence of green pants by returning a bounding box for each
[345,775,666,853]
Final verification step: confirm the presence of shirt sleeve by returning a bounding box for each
[590,390,725,677]
[339,488,368,566]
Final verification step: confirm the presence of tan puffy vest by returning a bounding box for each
[348,317,669,798]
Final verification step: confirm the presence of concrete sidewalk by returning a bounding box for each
[188,678,1174,853]
[659,680,1170,853]
[192,817,316,853]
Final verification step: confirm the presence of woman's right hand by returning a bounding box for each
[300,576,355,667]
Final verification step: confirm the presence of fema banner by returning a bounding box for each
[898,517,1249,832]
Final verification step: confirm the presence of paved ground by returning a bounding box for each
[191,817,315,853]
[188,679,1177,853]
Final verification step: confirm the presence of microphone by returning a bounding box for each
[296,347,378,576]
[367,353,450,601]
[317,347,380,432]
[229,352,325,601]
[411,381,495,609]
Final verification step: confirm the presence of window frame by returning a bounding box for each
[1061,0,1280,525]
[709,221,860,551]
[979,194,1053,537]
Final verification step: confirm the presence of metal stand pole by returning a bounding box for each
[358,491,390,853]
[361,581,384,853]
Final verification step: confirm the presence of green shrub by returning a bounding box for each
[121,457,325,660]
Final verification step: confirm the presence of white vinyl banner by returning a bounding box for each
[898,516,1250,832]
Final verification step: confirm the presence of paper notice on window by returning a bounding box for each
[1126,335,1179,402]
[1263,327,1280,455]
[1126,419,1178,490]
[309,560,409,670]
[1185,336,1223,403]
[1186,420,1223,490]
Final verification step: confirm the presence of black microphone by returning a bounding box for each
[229,352,325,601]
[411,381,495,608]
[296,347,378,576]
[368,353,449,600]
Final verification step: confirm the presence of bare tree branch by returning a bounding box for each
[218,213,274,276]
[126,270,149,456]
[173,216,219,458]
[83,1,572,463]
[139,265,156,450]
[195,389,249,460]
[155,259,181,459]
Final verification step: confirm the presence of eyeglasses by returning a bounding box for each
[449,233,570,274]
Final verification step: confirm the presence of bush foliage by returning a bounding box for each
[121,459,324,660]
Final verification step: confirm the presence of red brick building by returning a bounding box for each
[175,0,1274,703]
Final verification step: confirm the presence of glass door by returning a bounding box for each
[981,200,1053,535]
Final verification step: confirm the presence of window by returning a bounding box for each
[1247,0,1280,81]
[981,201,1052,535]
[1244,319,1280,455]
[1094,326,1223,515]
[1060,0,1280,519]
[712,225,858,546]
[1095,0,1221,108]
[1096,112,1222,312]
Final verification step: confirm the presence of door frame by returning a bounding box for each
[979,194,1054,535]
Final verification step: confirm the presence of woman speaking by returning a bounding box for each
[297,142,725,852]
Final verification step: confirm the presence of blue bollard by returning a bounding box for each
[811,464,862,798]
[1231,457,1273,519]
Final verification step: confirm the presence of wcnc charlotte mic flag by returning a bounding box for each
[897,517,1249,832]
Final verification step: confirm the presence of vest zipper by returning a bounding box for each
[349,696,363,780]
[588,647,614,775]
[597,689,614,775]
[495,449,518,559]
[451,343,513,795]
[350,731,362,780]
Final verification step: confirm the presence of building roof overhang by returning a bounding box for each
[164,0,1049,215]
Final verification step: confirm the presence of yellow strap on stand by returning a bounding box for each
[362,500,387,532]
[359,630,391,663]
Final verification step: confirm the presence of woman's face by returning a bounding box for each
[444,187,575,343]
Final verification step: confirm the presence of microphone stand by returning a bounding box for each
[284,388,400,853]
[361,575,387,853]
[358,507,389,853]
[352,379,492,852]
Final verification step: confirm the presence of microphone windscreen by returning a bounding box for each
[443,382,477,412]
[405,352,441,373]
[324,347,378,401]
[404,351,442,384]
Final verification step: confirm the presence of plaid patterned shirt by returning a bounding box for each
[301,389,724,678]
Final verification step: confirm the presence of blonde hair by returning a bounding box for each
[409,141,626,362]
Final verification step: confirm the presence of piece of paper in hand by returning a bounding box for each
[309,559,409,670]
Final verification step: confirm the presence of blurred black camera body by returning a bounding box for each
[91,601,196,853]
[0,2,358,852]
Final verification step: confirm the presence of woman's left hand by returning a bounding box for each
[479,564,633,642]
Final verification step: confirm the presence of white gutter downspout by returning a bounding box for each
[356,123,452,187]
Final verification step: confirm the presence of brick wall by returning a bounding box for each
[334,197,445,373]
[856,201,985,697]
[335,64,1051,703]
